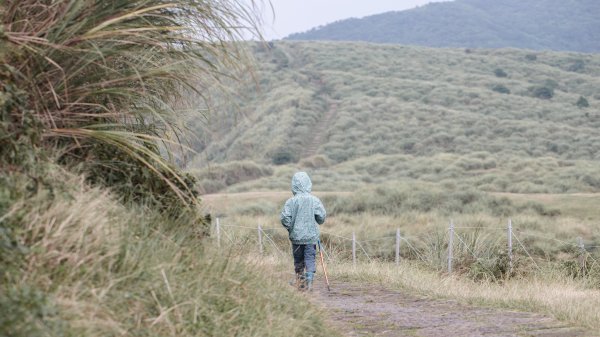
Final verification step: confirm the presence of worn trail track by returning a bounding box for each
[310,281,594,337]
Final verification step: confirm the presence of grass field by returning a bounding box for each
[188,41,600,196]
[202,189,600,330]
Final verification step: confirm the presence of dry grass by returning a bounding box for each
[213,223,600,331]
[204,189,600,331]
[328,261,600,330]
[2,169,337,337]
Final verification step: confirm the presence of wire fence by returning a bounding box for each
[213,217,600,275]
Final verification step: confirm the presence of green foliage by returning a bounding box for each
[190,161,274,194]
[0,2,286,335]
[529,86,554,99]
[492,84,511,94]
[192,42,600,185]
[576,96,590,108]
[467,252,515,281]
[321,183,559,217]
[272,150,296,165]
[494,68,508,78]
[286,0,600,53]
[0,169,336,337]
[0,72,43,170]
[0,285,65,337]
[567,59,586,72]
[525,54,538,61]
[1,0,261,210]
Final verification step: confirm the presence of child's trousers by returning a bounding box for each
[292,243,316,274]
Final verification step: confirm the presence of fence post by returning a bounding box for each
[352,231,356,266]
[448,220,454,273]
[508,219,513,273]
[395,228,401,266]
[216,217,221,249]
[577,237,585,272]
[258,224,263,255]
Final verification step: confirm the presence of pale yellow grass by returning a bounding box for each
[328,260,600,330]
[14,172,134,335]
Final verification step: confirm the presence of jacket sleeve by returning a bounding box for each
[280,199,293,230]
[314,197,326,225]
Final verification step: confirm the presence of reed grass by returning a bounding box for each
[1,0,264,203]
[1,167,337,337]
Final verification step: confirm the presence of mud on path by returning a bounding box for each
[310,281,594,337]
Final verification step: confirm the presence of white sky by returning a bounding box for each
[255,0,454,40]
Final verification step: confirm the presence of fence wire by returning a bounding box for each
[213,218,598,274]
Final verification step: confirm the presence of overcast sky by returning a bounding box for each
[256,0,453,40]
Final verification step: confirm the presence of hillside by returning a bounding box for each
[188,41,600,194]
[286,0,600,53]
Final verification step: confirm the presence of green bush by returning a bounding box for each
[576,96,590,108]
[492,84,511,94]
[467,252,515,281]
[1,0,260,214]
[272,150,296,165]
[529,86,554,99]
[192,161,273,194]
[323,183,558,217]
[494,68,508,78]
[0,284,65,337]
[525,54,538,61]
[567,59,585,72]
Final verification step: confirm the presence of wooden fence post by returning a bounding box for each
[216,217,221,249]
[258,224,263,255]
[577,236,585,273]
[448,220,454,273]
[395,228,401,266]
[352,231,356,266]
[508,219,513,273]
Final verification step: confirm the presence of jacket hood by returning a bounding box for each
[291,172,312,195]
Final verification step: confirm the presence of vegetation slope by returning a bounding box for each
[0,1,335,336]
[287,0,600,53]
[188,41,600,194]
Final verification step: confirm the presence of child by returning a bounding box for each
[280,172,326,291]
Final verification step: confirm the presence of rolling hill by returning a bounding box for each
[188,41,600,194]
[286,0,600,53]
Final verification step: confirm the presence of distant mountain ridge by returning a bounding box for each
[286,0,600,52]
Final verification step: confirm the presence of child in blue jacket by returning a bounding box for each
[280,172,326,291]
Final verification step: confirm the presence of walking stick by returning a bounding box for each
[318,240,331,291]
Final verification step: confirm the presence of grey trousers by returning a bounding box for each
[292,243,317,274]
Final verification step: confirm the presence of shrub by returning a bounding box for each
[576,96,590,108]
[1,0,261,212]
[299,155,331,168]
[494,68,508,78]
[525,54,538,61]
[272,150,296,165]
[529,86,554,99]
[467,252,515,281]
[567,59,585,72]
[492,84,511,94]
[193,161,273,193]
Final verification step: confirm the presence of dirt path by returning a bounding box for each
[302,99,338,158]
[311,281,594,337]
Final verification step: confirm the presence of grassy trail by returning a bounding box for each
[302,99,340,158]
[311,280,592,336]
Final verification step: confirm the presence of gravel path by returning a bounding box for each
[311,281,595,337]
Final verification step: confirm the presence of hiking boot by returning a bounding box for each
[290,272,306,291]
[305,272,314,291]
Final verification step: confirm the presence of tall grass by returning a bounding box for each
[206,212,600,331]
[0,167,338,337]
[0,2,342,336]
[1,0,263,204]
